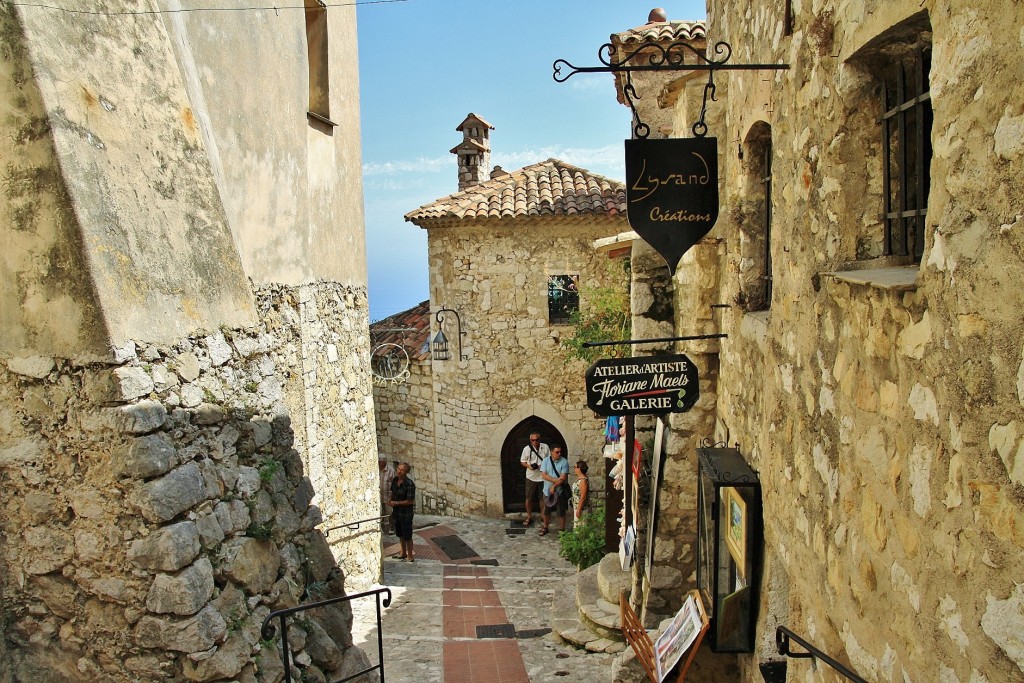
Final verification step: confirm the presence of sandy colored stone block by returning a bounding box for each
[989,422,1024,487]
[6,356,55,379]
[861,489,887,552]
[128,521,201,571]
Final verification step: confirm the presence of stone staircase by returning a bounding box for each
[551,553,631,654]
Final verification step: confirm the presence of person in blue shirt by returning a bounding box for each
[539,446,570,536]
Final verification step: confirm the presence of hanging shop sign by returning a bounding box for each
[585,354,699,416]
[625,137,719,275]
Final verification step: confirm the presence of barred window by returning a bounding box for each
[548,275,579,325]
[880,46,932,261]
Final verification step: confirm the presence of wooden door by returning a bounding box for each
[500,417,567,514]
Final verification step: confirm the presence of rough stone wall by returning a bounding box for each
[688,0,1024,680]
[0,282,379,682]
[419,219,625,517]
[371,360,440,508]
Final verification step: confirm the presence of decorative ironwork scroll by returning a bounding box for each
[553,39,788,139]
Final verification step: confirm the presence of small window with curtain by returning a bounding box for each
[548,275,579,325]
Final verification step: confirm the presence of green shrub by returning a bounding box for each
[558,504,606,570]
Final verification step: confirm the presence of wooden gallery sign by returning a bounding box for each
[625,137,719,275]
[585,355,699,416]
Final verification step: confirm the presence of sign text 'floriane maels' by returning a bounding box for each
[585,355,700,416]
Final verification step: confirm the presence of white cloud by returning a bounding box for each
[494,144,625,179]
[569,73,615,93]
[362,155,450,176]
[363,144,626,185]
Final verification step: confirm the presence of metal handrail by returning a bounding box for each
[261,587,393,683]
[322,514,390,536]
[776,626,867,683]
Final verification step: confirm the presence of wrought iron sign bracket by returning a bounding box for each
[553,40,788,139]
[582,333,727,349]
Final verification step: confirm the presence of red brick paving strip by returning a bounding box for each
[387,525,531,680]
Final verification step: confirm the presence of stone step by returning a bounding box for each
[549,579,626,655]
[596,552,631,605]
[576,562,625,642]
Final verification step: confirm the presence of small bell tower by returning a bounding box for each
[451,113,494,190]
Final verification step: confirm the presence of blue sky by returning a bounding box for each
[357,0,707,321]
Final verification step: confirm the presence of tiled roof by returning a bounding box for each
[612,19,706,46]
[610,20,708,108]
[449,139,488,155]
[405,159,627,226]
[370,300,431,361]
[456,113,494,132]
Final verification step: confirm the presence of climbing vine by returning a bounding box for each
[559,259,631,363]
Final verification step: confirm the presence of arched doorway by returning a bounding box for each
[500,417,567,514]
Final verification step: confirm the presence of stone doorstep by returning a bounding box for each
[575,564,624,642]
[596,553,631,605]
[549,582,625,655]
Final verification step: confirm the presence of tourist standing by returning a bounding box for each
[388,462,416,562]
[571,460,591,523]
[520,432,549,527]
[539,446,570,536]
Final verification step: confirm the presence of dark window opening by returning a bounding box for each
[548,275,579,325]
[880,45,932,261]
[739,123,772,312]
[305,0,331,122]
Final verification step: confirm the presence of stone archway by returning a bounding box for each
[500,417,567,514]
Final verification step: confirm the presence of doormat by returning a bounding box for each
[431,534,478,560]
[476,623,516,639]
[515,628,551,639]
[470,559,499,566]
[504,528,526,536]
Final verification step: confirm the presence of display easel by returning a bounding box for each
[621,589,710,683]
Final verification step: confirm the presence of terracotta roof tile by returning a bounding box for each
[370,300,431,361]
[405,159,627,226]
[612,19,707,46]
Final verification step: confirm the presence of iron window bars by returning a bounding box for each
[880,45,932,261]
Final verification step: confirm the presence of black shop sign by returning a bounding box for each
[625,137,719,275]
[585,355,699,416]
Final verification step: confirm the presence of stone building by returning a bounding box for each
[1,2,379,681]
[372,115,629,518]
[603,3,1024,682]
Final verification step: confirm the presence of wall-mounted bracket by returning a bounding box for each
[553,40,788,139]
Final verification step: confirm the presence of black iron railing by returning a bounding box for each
[261,587,393,683]
[776,626,867,683]
[322,514,390,536]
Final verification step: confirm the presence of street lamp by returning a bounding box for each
[432,307,466,361]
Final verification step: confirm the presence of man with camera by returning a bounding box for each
[520,432,549,527]
[539,446,570,536]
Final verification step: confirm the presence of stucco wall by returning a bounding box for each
[5,1,256,352]
[158,1,366,288]
[0,5,139,360]
[678,0,1024,680]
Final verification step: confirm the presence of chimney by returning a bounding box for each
[451,113,495,190]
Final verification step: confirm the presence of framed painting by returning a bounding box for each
[723,486,747,576]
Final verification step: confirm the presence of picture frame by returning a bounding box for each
[723,486,747,576]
